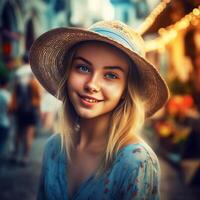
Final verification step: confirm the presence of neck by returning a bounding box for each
[77,114,111,150]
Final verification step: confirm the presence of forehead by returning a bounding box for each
[74,41,130,66]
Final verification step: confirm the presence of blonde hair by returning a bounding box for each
[57,41,145,172]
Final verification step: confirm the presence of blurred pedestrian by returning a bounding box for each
[10,55,42,165]
[0,75,11,159]
[41,91,61,134]
[30,20,169,199]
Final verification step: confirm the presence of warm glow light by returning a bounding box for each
[186,14,193,21]
[158,28,165,35]
[193,8,200,16]
[137,0,171,35]
[145,6,200,52]
[191,19,199,26]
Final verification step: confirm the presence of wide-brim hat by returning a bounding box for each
[29,20,169,117]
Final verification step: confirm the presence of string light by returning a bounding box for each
[193,8,200,16]
[137,0,171,35]
[145,6,200,52]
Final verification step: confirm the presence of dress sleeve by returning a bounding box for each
[37,142,48,200]
[36,134,62,200]
[118,146,160,200]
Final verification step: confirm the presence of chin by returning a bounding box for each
[78,113,97,119]
[76,109,97,119]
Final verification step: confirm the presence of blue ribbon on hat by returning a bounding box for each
[90,27,142,56]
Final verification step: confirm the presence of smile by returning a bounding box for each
[82,97,98,103]
[79,95,102,104]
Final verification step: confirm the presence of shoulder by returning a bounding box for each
[44,133,61,152]
[112,143,160,198]
[43,134,62,161]
[114,142,160,172]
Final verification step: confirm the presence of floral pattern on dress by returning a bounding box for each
[37,134,160,200]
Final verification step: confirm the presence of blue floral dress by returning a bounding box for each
[37,134,160,200]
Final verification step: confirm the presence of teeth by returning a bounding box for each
[83,97,98,103]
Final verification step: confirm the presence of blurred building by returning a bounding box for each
[0,0,70,68]
[69,0,114,27]
[0,0,162,66]
[110,0,148,28]
[69,0,161,28]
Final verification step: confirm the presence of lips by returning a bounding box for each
[82,97,98,103]
[79,94,103,103]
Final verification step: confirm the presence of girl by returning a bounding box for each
[29,20,169,200]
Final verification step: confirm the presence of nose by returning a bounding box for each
[84,74,100,93]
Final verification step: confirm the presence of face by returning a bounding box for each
[67,41,129,119]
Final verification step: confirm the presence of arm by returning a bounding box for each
[116,145,160,200]
[36,134,62,200]
[37,146,47,200]
[121,158,160,200]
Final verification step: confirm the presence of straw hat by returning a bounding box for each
[29,20,169,117]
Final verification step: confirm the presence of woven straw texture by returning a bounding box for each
[29,21,169,117]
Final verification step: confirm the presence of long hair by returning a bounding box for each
[57,41,145,172]
[104,62,145,169]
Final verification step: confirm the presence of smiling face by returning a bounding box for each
[67,41,129,119]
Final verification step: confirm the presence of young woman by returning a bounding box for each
[29,20,169,200]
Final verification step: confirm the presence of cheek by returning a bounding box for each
[103,82,125,100]
[67,73,85,91]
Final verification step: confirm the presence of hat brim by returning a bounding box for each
[29,27,169,117]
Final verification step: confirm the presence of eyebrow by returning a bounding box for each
[74,56,125,72]
[74,56,92,65]
[104,66,125,72]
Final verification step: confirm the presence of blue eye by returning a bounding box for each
[77,65,90,73]
[105,73,118,79]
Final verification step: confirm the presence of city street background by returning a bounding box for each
[0,0,200,199]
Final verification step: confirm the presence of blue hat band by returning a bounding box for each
[90,27,142,56]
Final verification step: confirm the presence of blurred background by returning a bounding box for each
[0,0,200,199]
